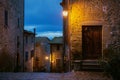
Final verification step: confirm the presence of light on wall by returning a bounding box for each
[63,10,68,17]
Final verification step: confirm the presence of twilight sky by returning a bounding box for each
[25,0,63,39]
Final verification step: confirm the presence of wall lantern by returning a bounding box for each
[63,10,68,17]
[45,56,49,60]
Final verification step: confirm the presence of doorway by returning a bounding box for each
[82,25,102,59]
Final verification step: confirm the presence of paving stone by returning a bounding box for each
[0,72,112,80]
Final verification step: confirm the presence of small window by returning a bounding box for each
[17,36,20,48]
[4,10,8,26]
[26,36,28,44]
[16,53,20,65]
[25,52,28,61]
[31,37,34,43]
[57,45,60,51]
[31,50,34,58]
[18,18,19,27]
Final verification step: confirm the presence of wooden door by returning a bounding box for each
[82,26,102,59]
[56,59,62,72]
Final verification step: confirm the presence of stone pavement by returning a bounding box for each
[0,71,112,80]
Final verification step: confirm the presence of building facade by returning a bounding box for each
[50,37,63,72]
[61,0,120,71]
[0,0,24,72]
[34,37,50,72]
[24,30,35,72]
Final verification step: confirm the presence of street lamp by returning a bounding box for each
[45,56,49,60]
[63,10,68,17]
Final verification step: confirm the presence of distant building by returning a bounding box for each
[34,37,50,72]
[24,30,35,72]
[0,0,24,72]
[61,0,120,71]
[50,37,63,72]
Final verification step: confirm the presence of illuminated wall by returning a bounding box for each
[50,44,63,72]
[66,0,120,60]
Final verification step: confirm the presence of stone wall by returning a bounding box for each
[67,0,120,60]
[34,37,50,72]
[0,0,24,71]
[34,44,47,72]
[50,44,63,72]
[24,33,35,72]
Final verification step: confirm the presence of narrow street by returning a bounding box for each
[0,72,112,80]
[0,0,119,80]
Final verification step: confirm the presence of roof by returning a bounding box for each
[24,30,35,35]
[49,37,63,44]
[35,37,50,43]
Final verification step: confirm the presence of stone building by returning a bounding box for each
[34,37,50,72]
[61,0,120,71]
[0,0,24,72]
[24,30,35,72]
[50,37,63,72]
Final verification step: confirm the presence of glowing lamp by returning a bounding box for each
[45,56,49,60]
[63,10,68,17]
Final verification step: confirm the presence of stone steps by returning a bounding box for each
[73,60,103,71]
[81,60,103,71]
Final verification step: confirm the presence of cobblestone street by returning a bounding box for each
[0,72,112,80]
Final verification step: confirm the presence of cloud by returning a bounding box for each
[24,25,36,30]
[25,25,63,32]
[24,25,63,39]
[36,31,63,39]
[24,0,63,39]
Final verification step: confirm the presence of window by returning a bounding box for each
[31,50,34,58]
[31,37,34,43]
[57,45,60,51]
[4,10,8,26]
[25,52,28,61]
[18,18,19,27]
[26,36,28,44]
[17,36,20,48]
